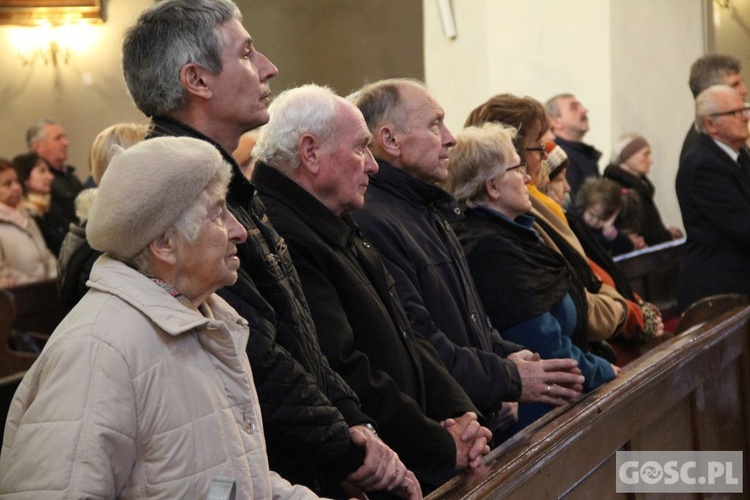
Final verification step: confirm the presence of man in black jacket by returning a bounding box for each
[121,1,418,498]
[252,83,492,493]
[349,79,585,438]
[676,85,750,312]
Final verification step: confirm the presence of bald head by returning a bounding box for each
[350,79,456,183]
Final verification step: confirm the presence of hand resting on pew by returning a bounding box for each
[507,350,585,405]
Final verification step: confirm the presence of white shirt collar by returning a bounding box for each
[712,137,740,162]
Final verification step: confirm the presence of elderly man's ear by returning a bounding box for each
[376,125,401,158]
[298,134,322,174]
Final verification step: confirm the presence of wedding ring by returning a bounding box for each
[545,385,552,394]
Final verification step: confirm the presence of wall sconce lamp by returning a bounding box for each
[9,22,98,67]
[2,1,104,67]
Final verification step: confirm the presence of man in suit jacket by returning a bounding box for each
[676,85,750,311]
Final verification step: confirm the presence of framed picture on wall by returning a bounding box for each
[0,1,104,25]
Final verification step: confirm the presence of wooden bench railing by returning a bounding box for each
[613,237,685,319]
[427,300,750,498]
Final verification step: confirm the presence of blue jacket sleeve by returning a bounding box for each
[500,299,615,393]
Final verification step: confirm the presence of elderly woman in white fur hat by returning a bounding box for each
[0,137,319,499]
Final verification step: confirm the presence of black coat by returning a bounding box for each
[253,163,480,491]
[148,117,369,495]
[603,163,672,245]
[679,124,699,166]
[56,221,101,309]
[676,133,750,311]
[44,165,83,255]
[554,136,602,195]
[354,160,523,420]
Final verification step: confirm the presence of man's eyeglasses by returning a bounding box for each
[506,161,527,176]
[710,104,750,119]
[525,146,547,157]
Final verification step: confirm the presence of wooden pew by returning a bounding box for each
[1,279,66,448]
[0,288,39,379]
[427,301,750,498]
[613,237,685,321]
[7,278,67,337]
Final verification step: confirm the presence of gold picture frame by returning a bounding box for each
[0,1,104,25]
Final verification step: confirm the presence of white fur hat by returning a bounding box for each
[87,136,226,260]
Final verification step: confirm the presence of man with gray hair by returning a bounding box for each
[121,1,415,498]
[676,85,750,311]
[680,54,746,163]
[252,83,492,493]
[545,93,601,196]
[25,118,82,254]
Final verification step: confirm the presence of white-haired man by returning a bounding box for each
[252,84,492,494]
[676,85,750,311]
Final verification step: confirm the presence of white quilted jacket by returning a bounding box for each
[0,255,318,499]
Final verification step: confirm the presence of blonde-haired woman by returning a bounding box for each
[447,122,619,434]
[58,122,148,307]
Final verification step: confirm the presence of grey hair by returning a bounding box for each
[544,93,575,118]
[129,160,233,272]
[26,118,60,150]
[122,0,242,118]
[689,54,742,99]
[446,122,518,209]
[348,78,426,135]
[252,84,340,175]
[695,84,735,133]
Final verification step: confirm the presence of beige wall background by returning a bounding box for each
[0,0,748,231]
[423,0,710,231]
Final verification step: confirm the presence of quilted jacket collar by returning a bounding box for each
[87,255,248,337]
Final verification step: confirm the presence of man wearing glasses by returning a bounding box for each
[676,85,750,312]
[679,54,747,165]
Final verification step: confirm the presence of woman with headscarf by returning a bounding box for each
[0,137,319,499]
[604,133,683,245]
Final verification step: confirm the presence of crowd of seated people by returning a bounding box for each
[2,0,735,498]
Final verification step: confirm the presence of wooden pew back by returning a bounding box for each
[427,303,750,498]
[613,238,685,320]
[8,278,67,335]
